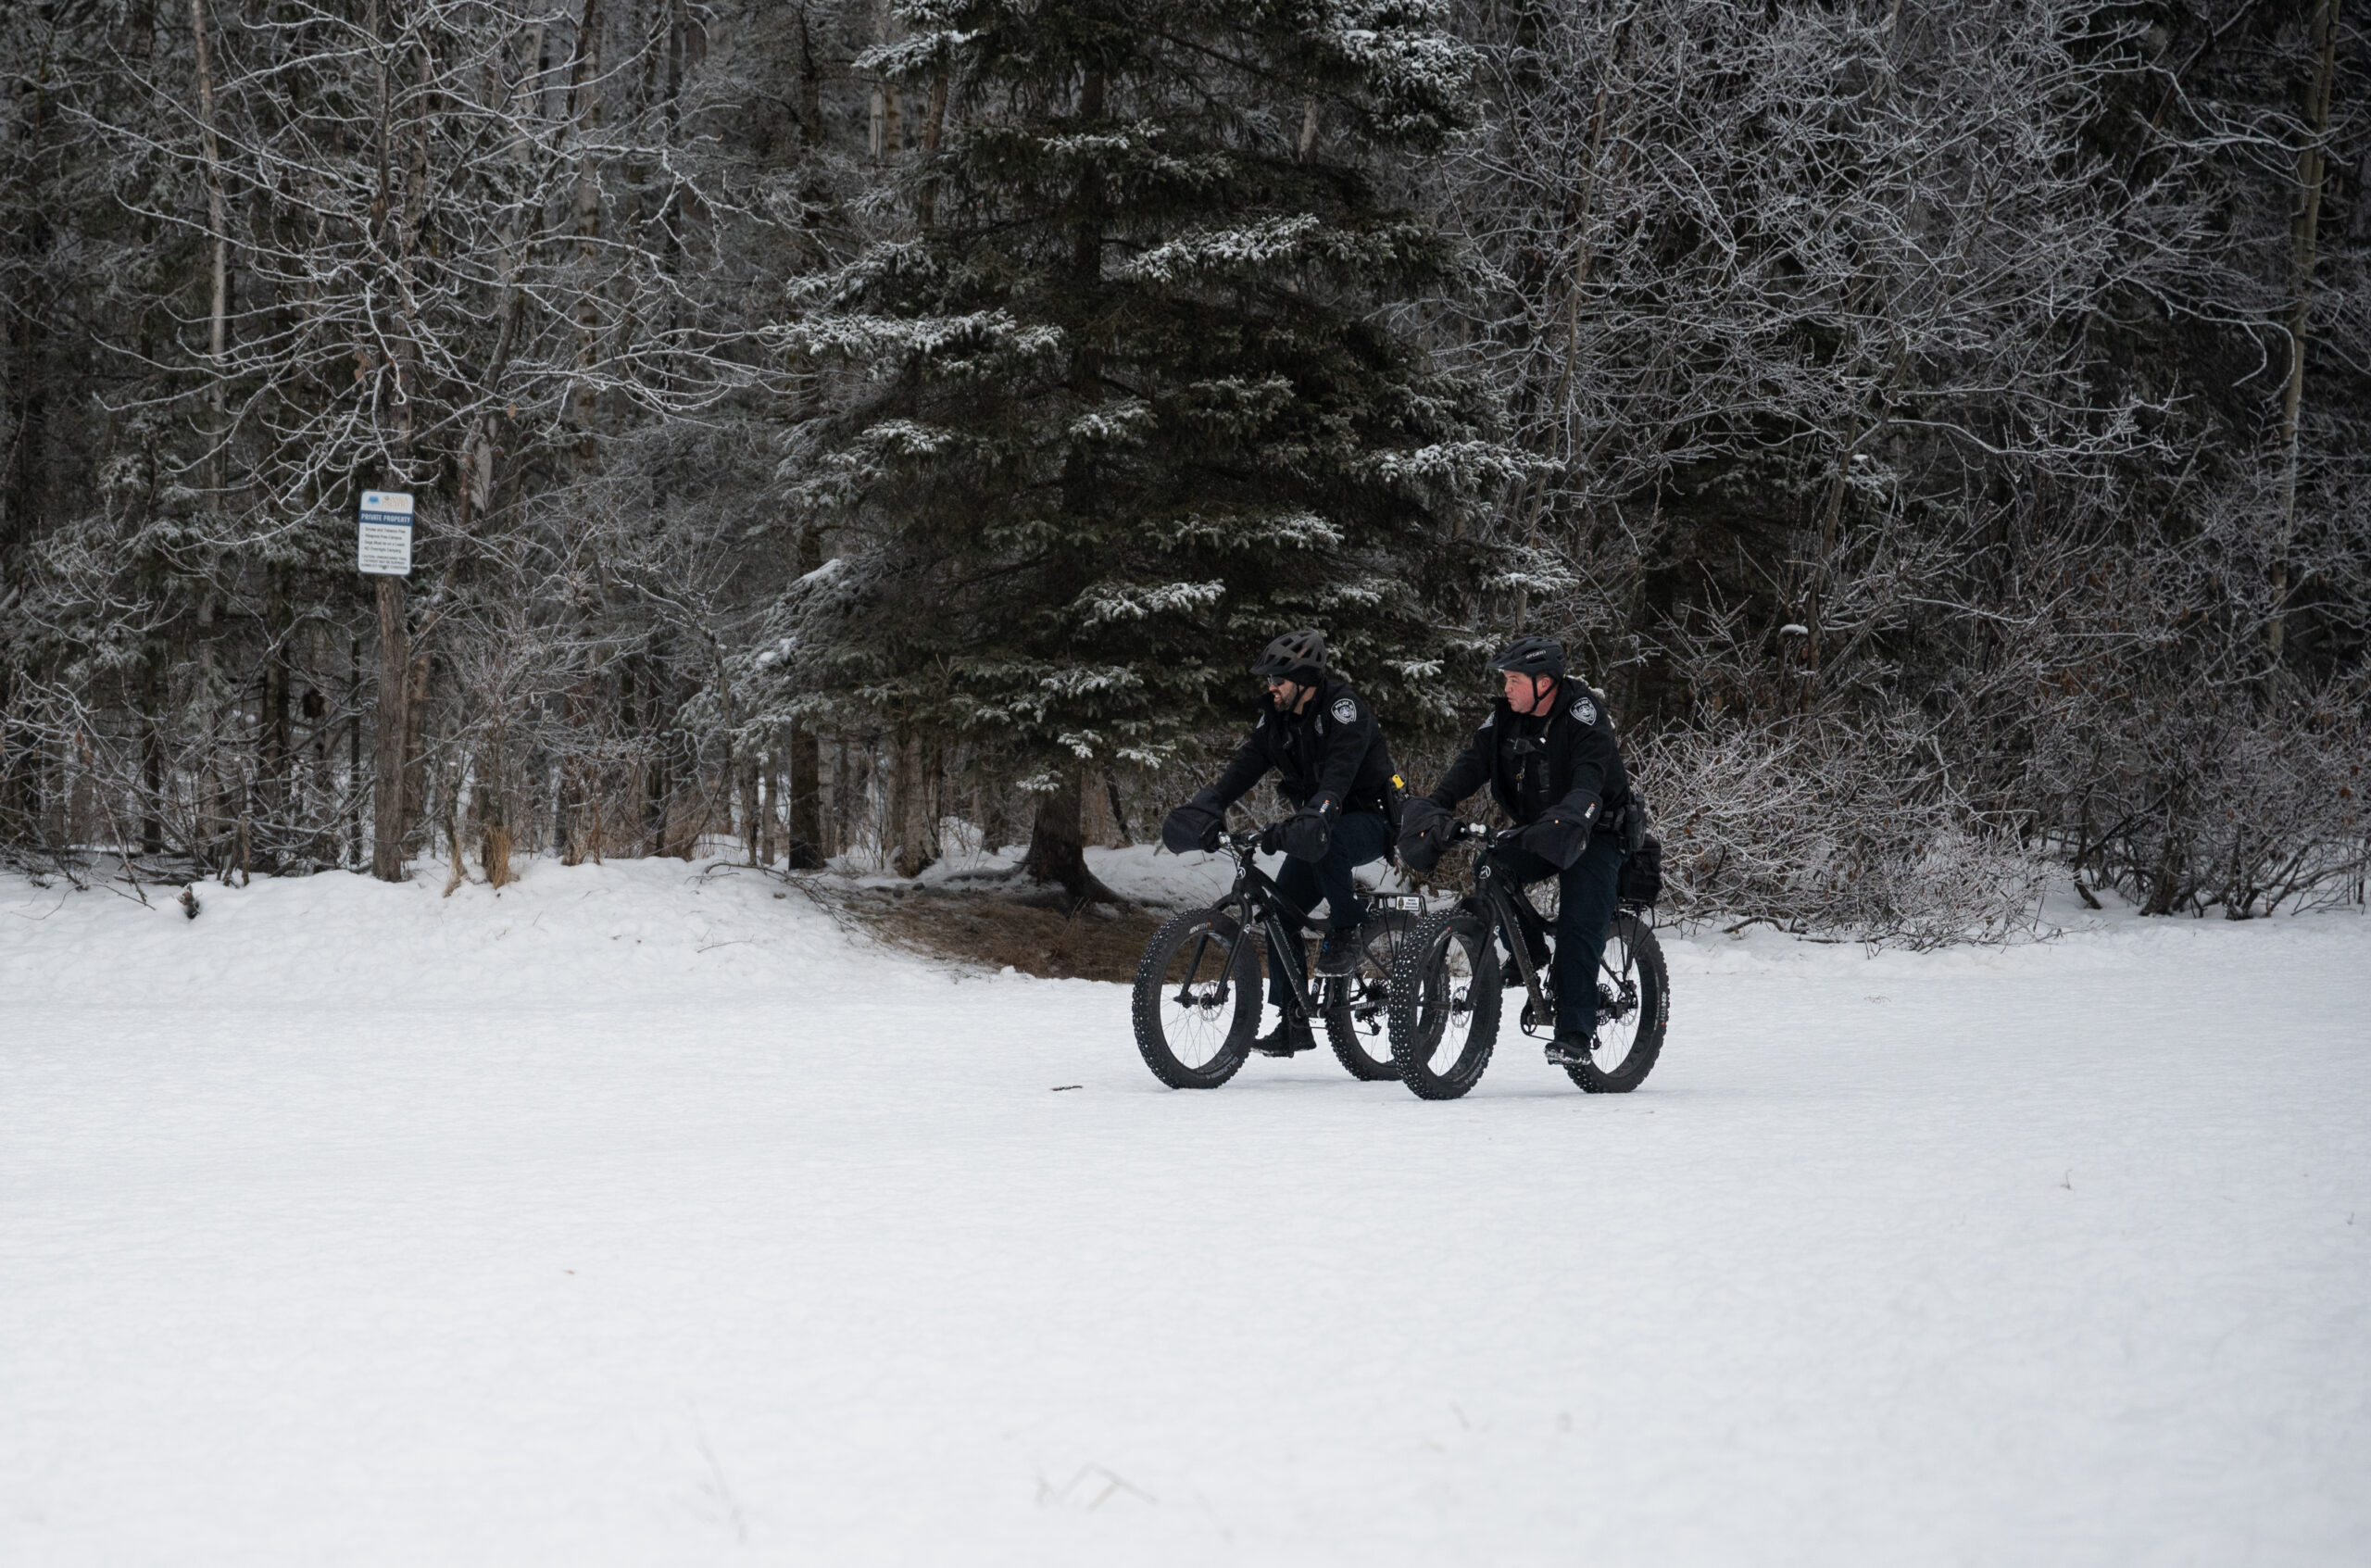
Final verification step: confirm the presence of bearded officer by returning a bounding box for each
[1160,629,1403,1058]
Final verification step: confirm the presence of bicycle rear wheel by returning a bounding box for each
[1563,909,1669,1094]
[1323,910,1411,1081]
[1387,909,1502,1099]
[1131,908,1261,1088]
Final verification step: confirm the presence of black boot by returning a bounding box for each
[1253,1016,1318,1056]
[1501,944,1551,986]
[1545,1033,1596,1069]
[1314,927,1363,977]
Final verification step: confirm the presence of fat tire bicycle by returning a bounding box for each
[1386,822,1669,1101]
[1131,828,1423,1089]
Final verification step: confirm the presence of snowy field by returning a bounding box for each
[4,855,2367,1566]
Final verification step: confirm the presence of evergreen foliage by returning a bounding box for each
[761,0,1523,887]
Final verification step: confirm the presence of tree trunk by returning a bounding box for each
[1025,71,1119,907]
[367,0,427,882]
[758,743,777,865]
[788,722,822,868]
[797,5,824,148]
[1103,765,1132,847]
[887,728,925,877]
[370,577,408,879]
[830,734,852,860]
[647,733,675,857]
[916,69,949,225]
[2270,0,2340,661]
[869,0,903,161]
[784,521,826,867]
[140,653,166,855]
[1021,764,1124,908]
[741,746,762,864]
[568,0,605,459]
[478,749,513,889]
[348,637,363,867]
[187,0,229,504]
[259,581,291,870]
[401,649,431,855]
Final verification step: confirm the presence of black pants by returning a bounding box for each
[1267,809,1391,1010]
[1494,833,1625,1037]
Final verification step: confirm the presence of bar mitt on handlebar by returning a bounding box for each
[1160,790,1227,855]
[1396,797,1452,875]
[1516,800,1596,870]
[1281,796,1339,861]
[1253,796,1335,860]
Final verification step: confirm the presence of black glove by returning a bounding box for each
[1397,797,1451,875]
[1279,796,1340,861]
[1258,818,1290,855]
[1517,800,1597,871]
[1160,793,1226,855]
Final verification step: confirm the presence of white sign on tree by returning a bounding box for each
[358,491,414,575]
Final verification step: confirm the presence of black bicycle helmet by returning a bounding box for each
[1250,628,1327,683]
[1487,634,1566,681]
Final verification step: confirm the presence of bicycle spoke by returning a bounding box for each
[1156,929,1240,1070]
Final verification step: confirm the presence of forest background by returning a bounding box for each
[2,0,2365,944]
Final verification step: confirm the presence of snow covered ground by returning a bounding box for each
[4,856,2366,1565]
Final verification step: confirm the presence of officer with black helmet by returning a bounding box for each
[1397,635,1632,1067]
[1160,630,1402,1058]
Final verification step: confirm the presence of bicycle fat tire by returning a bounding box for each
[1563,910,1669,1094]
[1323,909,1411,1082]
[1387,909,1502,1100]
[1132,908,1261,1088]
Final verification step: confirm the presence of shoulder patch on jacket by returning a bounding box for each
[1572,697,1598,725]
[1254,713,1266,730]
[1330,696,1358,724]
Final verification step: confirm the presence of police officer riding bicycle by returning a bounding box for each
[1160,630,1402,1059]
[1397,635,1632,1069]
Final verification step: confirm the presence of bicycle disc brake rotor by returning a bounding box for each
[1177,978,1228,1013]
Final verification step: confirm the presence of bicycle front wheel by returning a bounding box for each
[1563,909,1669,1094]
[1131,908,1261,1089]
[1388,909,1502,1099]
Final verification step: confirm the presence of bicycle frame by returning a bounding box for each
[1184,829,1420,1022]
[1470,850,1553,1030]
[1201,832,1323,1022]
[1452,827,1642,1039]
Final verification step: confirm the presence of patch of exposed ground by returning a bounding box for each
[843,884,1175,982]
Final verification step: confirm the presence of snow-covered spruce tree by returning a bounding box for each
[766,0,1520,902]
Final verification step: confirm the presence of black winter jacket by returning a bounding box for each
[1427,684,1630,836]
[1198,677,1400,821]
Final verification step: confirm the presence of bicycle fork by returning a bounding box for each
[1169,903,1328,1021]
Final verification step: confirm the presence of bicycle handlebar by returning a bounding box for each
[1222,820,1508,853]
